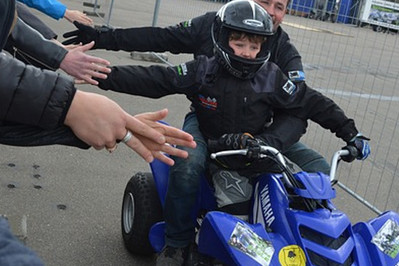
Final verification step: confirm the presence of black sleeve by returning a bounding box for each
[266,69,358,143]
[97,58,205,98]
[268,28,304,78]
[7,19,67,70]
[296,86,358,142]
[96,13,215,57]
[256,113,307,152]
[16,2,57,40]
[0,53,76,129]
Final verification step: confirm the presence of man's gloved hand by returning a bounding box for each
[62,21,111,46]
[342,133,370,162]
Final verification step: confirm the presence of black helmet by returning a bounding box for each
[212,0,274,79]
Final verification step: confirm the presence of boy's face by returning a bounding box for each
[254,0,287,30]
[229,37,262,59]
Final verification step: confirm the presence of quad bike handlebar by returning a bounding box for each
[210,145,358,187]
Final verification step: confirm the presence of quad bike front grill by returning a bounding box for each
[299,225,354,266]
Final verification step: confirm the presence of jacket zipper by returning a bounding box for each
[13,47,56,71]
[242,96,248,130]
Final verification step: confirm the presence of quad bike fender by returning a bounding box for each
[149,159,170,207]
[149,221,166,253]
[353,211,399,265]
[149,159,217,210]
[197,211,287,266]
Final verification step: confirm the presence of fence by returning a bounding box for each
[85,0,399,217]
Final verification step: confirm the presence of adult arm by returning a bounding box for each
[63,13,215,57]
[8,18,67,70]
[297,86,359,142]
[17,0,66,20]
[266,73,359,143]
[63,9,93,25]
[0,52,75,129]
[16,2,58,40]
[0,54,195,164]
[65,93,196,164]
[9,19,110,84]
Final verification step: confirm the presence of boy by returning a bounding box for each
[96,1,369,265]
[62,0,331,175]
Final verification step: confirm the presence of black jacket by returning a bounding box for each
[0,0,73,129]
[0,0,87,148]
[5,18,67,70]
[98,56,358,145]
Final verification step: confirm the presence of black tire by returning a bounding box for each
[121,172,163,255]
[372,25,384,32]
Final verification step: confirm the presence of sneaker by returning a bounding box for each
[156,246,187,266]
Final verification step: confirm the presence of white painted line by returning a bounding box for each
[316,88,399,101]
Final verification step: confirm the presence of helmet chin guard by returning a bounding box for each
[212,0,274,79]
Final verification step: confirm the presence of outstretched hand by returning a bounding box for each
[130,110,197,165]
[64,9,93,26]
[59,41,111,85]
[63,21,104,46]
[64,91,196,165]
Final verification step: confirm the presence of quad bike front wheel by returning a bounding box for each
[121,172,163,255]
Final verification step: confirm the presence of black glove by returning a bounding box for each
[243,136,263,160]
[62,21,111,47]
[341,133,371,162]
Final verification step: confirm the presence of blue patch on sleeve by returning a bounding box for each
[288,71,305,82]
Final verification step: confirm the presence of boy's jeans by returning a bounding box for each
[164,112,208,248]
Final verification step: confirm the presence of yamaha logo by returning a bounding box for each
[243,19,264,27]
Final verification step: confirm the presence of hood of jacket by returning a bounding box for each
[0,0,15,51]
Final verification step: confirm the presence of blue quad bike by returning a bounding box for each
[121,145,399,265]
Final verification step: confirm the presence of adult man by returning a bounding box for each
[62,0,330,173]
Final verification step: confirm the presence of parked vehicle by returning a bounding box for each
[359,0,399,33]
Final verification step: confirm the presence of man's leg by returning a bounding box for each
[283,141,331,174]
[158,113,208,265]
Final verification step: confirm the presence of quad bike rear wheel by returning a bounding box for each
[121,172,163,255]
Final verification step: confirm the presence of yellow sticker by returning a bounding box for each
[278,245,306,266]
